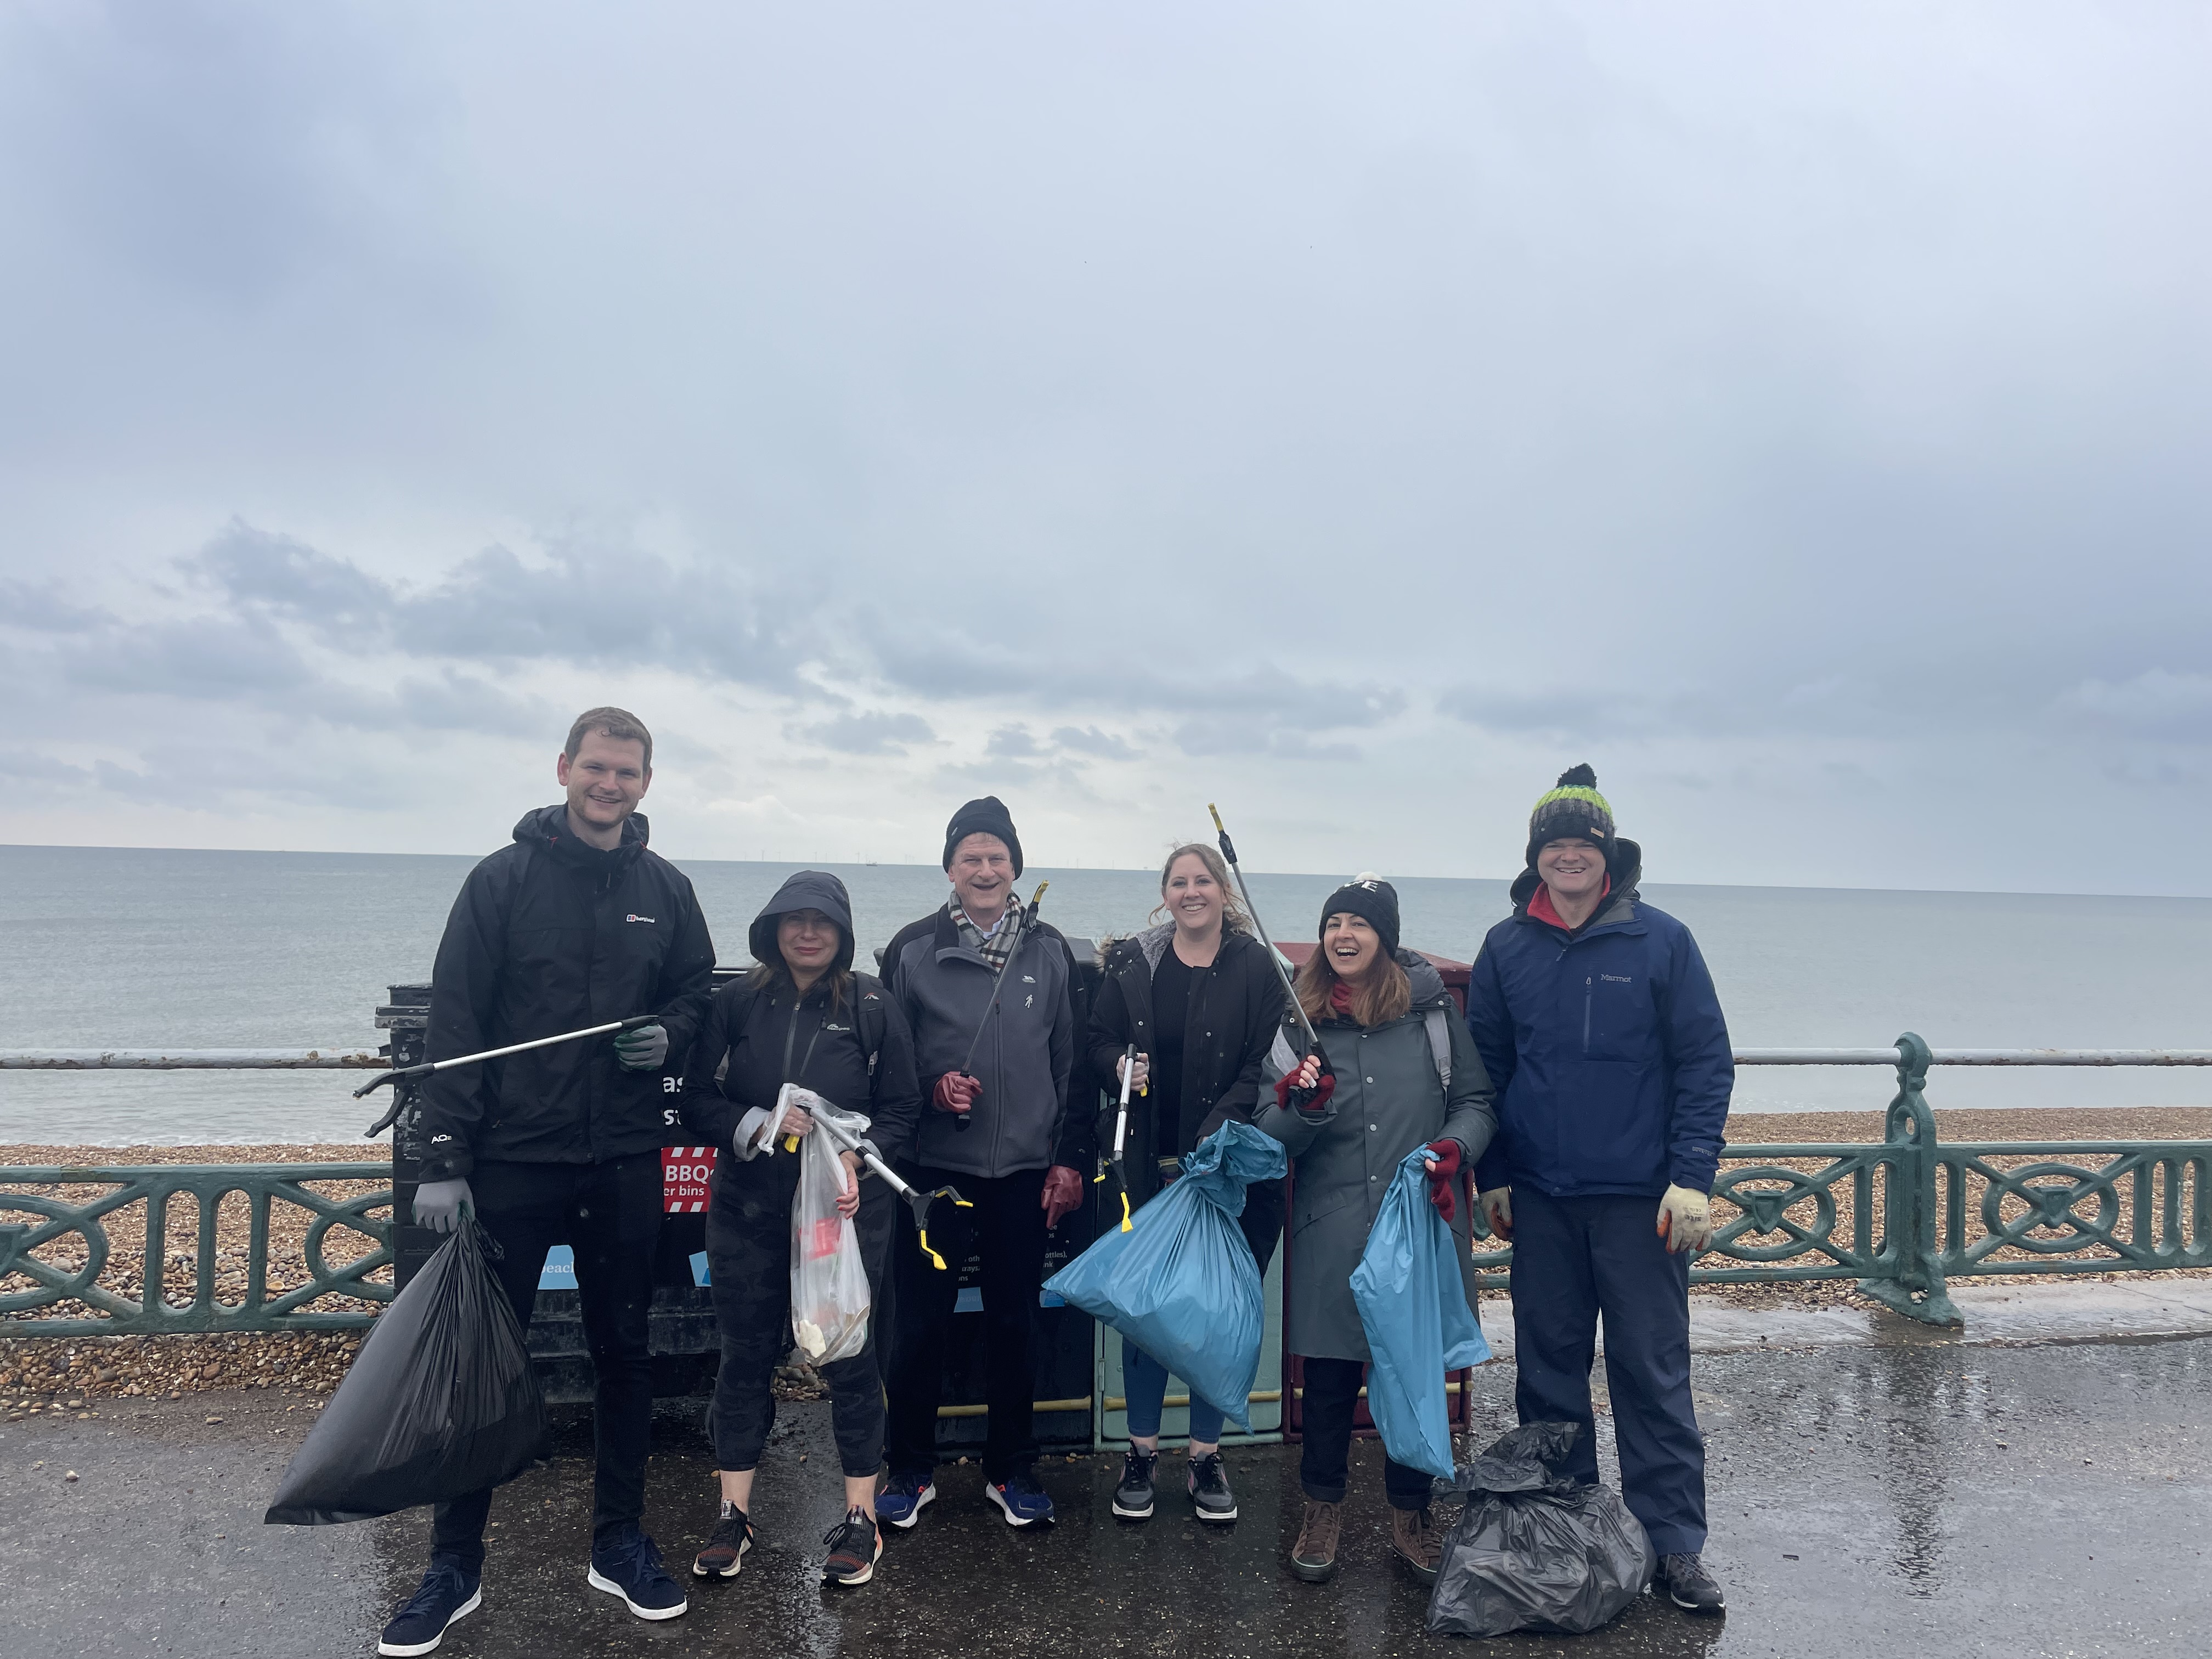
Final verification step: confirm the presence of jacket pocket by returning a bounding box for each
[1559,1059,1662,1187]
[1293,1186,1358,1236]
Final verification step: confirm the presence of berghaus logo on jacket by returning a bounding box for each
[626,914,656,923]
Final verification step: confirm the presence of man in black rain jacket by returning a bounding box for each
[380,708,716,1657]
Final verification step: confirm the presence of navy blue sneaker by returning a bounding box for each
[378,1556,481,1656]
[876,1470,936,1530]
[586,1526,689,1621]
[985,1470,1055,1527]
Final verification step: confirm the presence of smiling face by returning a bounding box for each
[777,908,842,983]
[1161,851,1225,938]
[556,730,650,837]
[947,832,1014,919]
[1537,837,1609,903]
[1321,911,1381,982]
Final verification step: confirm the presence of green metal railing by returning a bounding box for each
[4,1032,2208,1335]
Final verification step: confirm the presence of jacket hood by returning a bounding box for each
[748,869,857,974]
[1126,920,1261,975]
[1509,838,1643,928]
[513,803,649,864]
[1401,949,1450,1009]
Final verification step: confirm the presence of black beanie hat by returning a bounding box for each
[1319,873,1401,959]
[1525,764,1616,868]
[943,795,1024,878]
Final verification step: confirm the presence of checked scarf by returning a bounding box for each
[952,893,1026,972]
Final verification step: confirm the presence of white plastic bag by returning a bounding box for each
[782,1084,874,1364]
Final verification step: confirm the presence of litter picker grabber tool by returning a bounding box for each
[950,880,1051,1132]
[1093,1041,1140,1233]
[805,1106,974,1271]
[354,1013,664,1135]
[1208,804,1320,1052]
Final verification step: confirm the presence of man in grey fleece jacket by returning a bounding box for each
[875,796,1088,1531]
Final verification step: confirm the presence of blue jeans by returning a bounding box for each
[1122,1334,1226,1444]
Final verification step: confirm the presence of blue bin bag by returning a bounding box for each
[1045,1120,1286,1432]
[1351,1144,1492,1480]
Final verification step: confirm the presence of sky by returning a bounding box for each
[1,2,2206,894]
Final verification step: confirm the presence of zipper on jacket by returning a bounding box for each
[1582,976,1593,1056]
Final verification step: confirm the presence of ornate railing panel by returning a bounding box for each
[5,1032,2207,1335]
[0,1163,393,1336]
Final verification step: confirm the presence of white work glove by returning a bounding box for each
[1657,1184,1715,1254]
[613,1022,669,1071]
[412,1177,473,1235]
[1478,1187,1513,1243]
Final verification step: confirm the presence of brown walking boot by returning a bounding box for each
[1390,1505,1443,1585]
[1289,1499,1342,1582]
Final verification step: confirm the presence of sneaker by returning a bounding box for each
[1390,1506,1444,1585]
[1289,1499,1342,1582]
[586,1525,689,1621]
[984,1470,1056,1526]
[1656,1551,1727,1613]
[821,1507,884,1587]
[1186,1452,1238,1523]
[1112,1448,1159,1520]
[691,1500,754,1579]
[876,1470,936,1530]
[378,1556,481,1657]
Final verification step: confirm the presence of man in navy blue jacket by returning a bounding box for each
[1465,765,1733,1615]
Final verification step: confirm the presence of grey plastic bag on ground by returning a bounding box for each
[1425,1422,1656,1637]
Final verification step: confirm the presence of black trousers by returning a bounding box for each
[1297,1355,1436,1512]
[707,1157,895,1480]
[1509,1186,1706,1555]
[884,1163,1047,1482]
[430,1155,661,1571]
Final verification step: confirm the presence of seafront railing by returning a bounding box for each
[3,1034,2209,1334]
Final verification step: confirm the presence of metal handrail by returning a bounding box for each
[0,1049,388,1070]
[5,1046,2207,1070]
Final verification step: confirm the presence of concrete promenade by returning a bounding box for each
[5,1299,2209,1659]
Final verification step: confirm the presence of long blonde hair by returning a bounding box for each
[1146,842,1253,934]
[1292,930,1412,1029]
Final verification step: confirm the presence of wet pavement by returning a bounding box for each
[4,1334,2209,1659]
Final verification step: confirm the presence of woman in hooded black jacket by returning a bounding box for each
[678,871,920,1590]
[1085,841,1288,1526]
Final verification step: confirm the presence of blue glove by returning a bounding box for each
[613,1022,668,1072]
[412,1177,472,1235]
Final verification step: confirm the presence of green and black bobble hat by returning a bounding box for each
[1525,764,1616,867]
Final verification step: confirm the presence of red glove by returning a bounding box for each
[1424,1139,1463,1222]
[1273,1044,1336,1116]
[1041,1165,1085,1229]
[933,1071,980,1114]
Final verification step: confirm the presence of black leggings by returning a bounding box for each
[706,1156,895,1481]
[1298,1355,1436,1513]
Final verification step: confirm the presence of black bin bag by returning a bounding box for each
[264,1222,545,1526]
[1425,1423,1656,1638]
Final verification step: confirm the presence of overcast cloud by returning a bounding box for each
[1,2,2205,892]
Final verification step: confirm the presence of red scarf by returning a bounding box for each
[1528,875,1610,932]
[1329,980,1356,1015]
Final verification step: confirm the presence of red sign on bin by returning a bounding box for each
[663,1146,716,1212]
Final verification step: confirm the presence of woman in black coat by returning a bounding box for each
[678,871,919,1589]
[1086,842,1288,1526]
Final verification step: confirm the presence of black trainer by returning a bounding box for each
[691,1500,754,1579]
[821,1507,884,1586]
[587,1525,689,1621]
[1113,1448,1159,1520]
[1186,1452,1238,1523]
[1656,1552,1726,1613]
[378,1555,481,1657]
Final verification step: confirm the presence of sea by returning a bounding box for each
[1,844,2205,1145]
